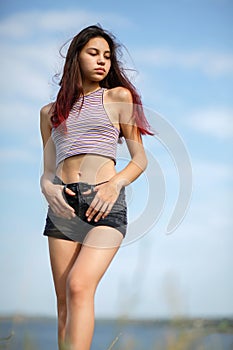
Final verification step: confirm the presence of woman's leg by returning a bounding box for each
[65,226,123,350]
[48,237,82,349]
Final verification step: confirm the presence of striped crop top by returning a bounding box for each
[52,88,120,167]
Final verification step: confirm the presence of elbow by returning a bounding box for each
[140,148,148,172]
[141,154,148,172]
[134,152,148,173]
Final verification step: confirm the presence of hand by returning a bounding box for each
[43,182,76,219]
[84,181,120,222]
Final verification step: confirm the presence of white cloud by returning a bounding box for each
[134,48,233,77]
[0,10,131,39]
[193,159,232,185]
[0,42,57,101]
[0,8,134,112]
[186,107,233,139]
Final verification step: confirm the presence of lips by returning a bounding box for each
[95,68,106,73]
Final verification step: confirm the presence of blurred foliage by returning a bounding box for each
[0,317,233,349]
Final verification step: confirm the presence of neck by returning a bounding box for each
[82,82,101,96]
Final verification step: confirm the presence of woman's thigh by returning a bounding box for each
[48,237,82,299]
[68,226,123,290]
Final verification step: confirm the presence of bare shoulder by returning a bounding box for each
[40,102,54,128]
[106,87,133,103]
[40,102,54,118]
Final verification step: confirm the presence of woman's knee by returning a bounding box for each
[66,274,95,301]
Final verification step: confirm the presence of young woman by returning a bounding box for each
[40,25,153,350]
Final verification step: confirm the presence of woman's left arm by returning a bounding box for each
[86,88,148,222]
[109,87,148,190]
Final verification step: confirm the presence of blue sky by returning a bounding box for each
[0,0,232,319]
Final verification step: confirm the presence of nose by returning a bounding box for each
[97,55,106,65]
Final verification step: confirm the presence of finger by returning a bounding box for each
[64,187,76,196]
[86,199,104,222]
[58,195,76,211]
[86,207,99,222]
[94,202,109,222]
[102,203,114,219]
[52,199,76,219]
[82,189,92,195]
[54,206,75,219]
[62,204,76,218]
[93,185,99,192]
[85,197,100,217]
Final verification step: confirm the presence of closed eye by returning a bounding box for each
[89,52,111,59]
[87,48,111,59]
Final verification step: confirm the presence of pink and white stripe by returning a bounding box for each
[52,88,120,167]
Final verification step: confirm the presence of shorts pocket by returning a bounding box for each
[63,187,79,215]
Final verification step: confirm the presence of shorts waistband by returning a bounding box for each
[53,175,109,191]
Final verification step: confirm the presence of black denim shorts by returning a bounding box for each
[43,176,128,242]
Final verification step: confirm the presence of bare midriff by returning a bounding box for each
[55,153,117,185]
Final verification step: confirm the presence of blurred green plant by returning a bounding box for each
[23,333,38,350]
[0,331,14,350]
[1,316,233,349]
[105,317,233,350]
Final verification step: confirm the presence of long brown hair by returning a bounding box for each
[52,24,153,136]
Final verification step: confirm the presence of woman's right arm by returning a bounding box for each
[40,104,75,219]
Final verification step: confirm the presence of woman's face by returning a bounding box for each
[78,37,111,84]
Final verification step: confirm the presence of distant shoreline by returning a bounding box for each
[1,316,233,350]
[1,315,233,331]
